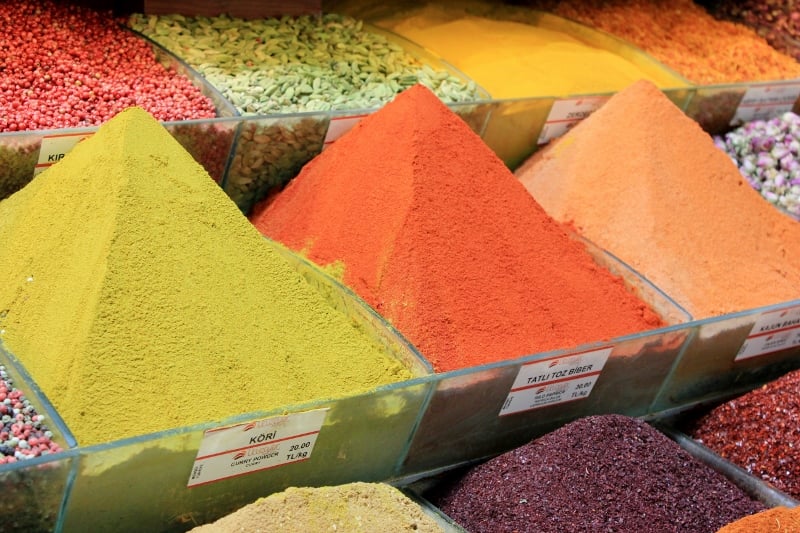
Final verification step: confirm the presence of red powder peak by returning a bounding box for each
[252,84,665,372]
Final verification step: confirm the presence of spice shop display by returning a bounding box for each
[252,84,667,374]
[189,482,447,533]
[428,414,765,533]
[1,1,800,531]
[714,111,800,220]
[685,368,800,501]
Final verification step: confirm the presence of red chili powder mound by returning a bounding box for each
[516,79,800,319]
[250,84,664,373]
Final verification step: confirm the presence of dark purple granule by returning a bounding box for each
[429,414,764,533]
[687,368,800,499]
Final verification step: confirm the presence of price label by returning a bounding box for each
[323,114,369,148]
[736,304,800,361]
[187,408,328,487]
[34,132,94,176]
[537,96,608,145]
[731,83,800,125]
[500,347,612,416]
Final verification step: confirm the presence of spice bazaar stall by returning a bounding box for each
[0,1,799,532]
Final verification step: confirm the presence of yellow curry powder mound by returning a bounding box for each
[0,107,413,446]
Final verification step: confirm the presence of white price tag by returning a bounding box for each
[736,305,800,361]
[732,83,800,125]
[537,96,608,145]
[500,347,612,416]
[323,114,369,148]
[187,408,328,487]
[35,132,94,176]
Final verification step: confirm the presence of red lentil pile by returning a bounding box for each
[0,0,217,132]
[533,0,800,84]
[687,368,800,499]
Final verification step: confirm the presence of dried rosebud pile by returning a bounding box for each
[714,111,800,219]
[0,0,217,132]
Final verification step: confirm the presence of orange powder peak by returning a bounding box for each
[252,84,665,372]
[517,79,800,318]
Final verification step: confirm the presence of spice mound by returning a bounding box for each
[0,106,414,446]
[715,506,800,533]
[516,79,800,318]
[252,83,665,373]
[189,482,445,532]
[687,368,800,500]
[430,414,765,533]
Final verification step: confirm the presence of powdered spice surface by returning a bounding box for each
[251,84,664,373]
[190,483,444,532]
[715,506,800,533]
[517,79,800,319]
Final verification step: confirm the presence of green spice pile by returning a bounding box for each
[129,12,483,114]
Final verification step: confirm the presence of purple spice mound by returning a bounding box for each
[430,414,764,533]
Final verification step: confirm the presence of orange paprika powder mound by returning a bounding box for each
[516,79,800,319]
[250,84,665,373]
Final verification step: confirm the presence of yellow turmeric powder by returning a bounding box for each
[378,4,681,99]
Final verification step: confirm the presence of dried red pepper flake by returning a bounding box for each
[687,368,800,499]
